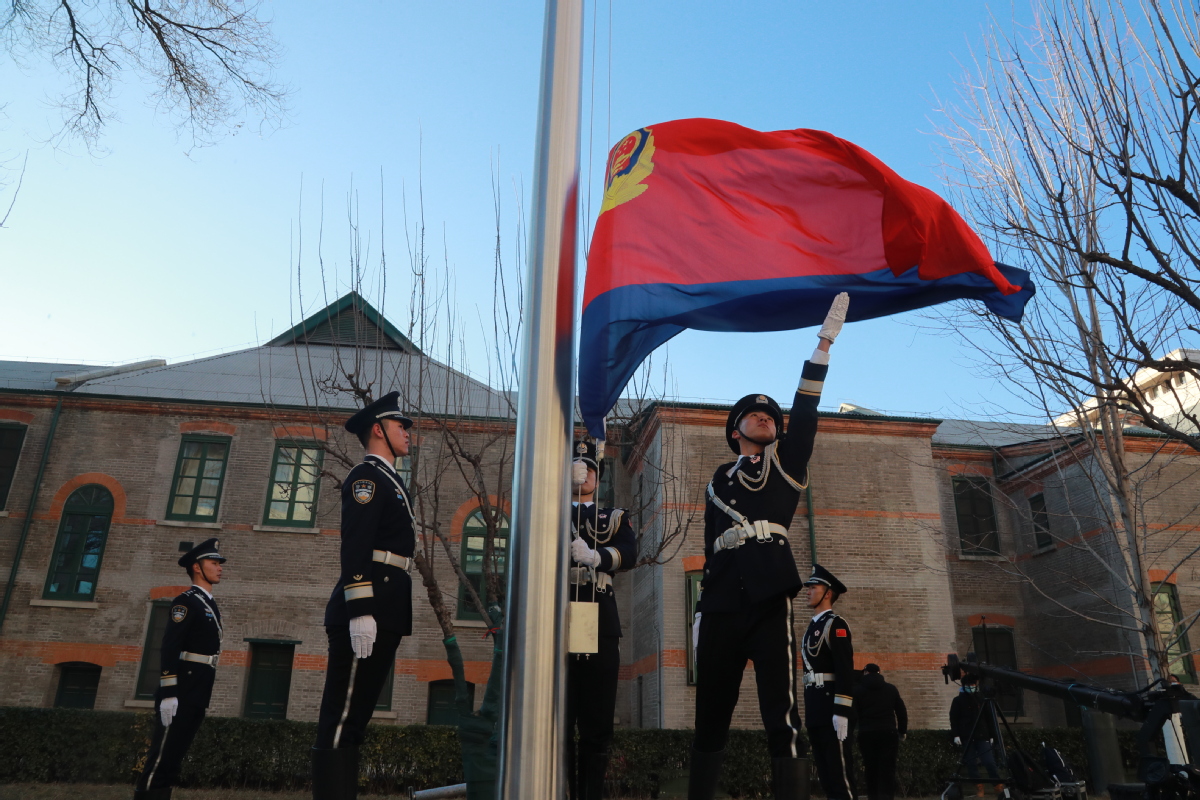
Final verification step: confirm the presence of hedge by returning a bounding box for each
[0,707,1138,797]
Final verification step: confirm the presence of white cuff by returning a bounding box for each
[810,348,830,366]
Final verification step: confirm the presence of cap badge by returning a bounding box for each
[577,442,587,454]
[757,395,768,404]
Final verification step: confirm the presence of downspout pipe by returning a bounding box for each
[806,483,817,564]
[0,397,63,632]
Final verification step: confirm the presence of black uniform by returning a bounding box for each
[135,539,225,798]
[802,606,857,800]
[854,668,908,800]
[566,499,636,800]
[315,454,416,750]
[692,360,827,762]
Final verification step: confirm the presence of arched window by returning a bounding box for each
[457,509,509,621]
[55,661,102,708]
[44,484,114,601]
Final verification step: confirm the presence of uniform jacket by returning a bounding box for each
[324,454,416,635]
[569,502,637,637]
[950,689,988,741]
[802,608,855,728]
[853,671,908,734]
[700,360,827,611]
[158,586,222,708]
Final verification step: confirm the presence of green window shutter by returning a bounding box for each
[971,626,1023,717]
[135,603,173,699]
[262,442,324,527]
[426,679,474,725]
[167,436,231,521]
[55,662,102,709]
[1030,493,1052,550]
[457,510,510,620]
[954,477,999,555]
[1153,583,1196,684]
[685,572,703,686]
[44,485,113,601]
[0,424,27,509]
[244,643,295,719]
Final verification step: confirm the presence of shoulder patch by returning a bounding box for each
[352,480,375,504]
[835,628,848,637]
[171,605,188,623]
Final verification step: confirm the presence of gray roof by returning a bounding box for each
[933,419,1062,448]
[0,361,92,392]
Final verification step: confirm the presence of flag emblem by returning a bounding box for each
[601,128,656,214]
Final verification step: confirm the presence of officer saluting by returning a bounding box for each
[312,391,416,800]
[802,564,856,800]
[566,440,637,800]
[688,293,849,800]
[134,538,226,800]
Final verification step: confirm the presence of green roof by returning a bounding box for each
[266,292,421,354]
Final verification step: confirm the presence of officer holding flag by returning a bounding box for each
[688,294,849,800]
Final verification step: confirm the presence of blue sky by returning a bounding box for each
[0,1,1031,420]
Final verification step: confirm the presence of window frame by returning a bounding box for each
[55,662,102,709]
[456,508,510,621]
[135,601,173,699]
[1030,492,1052,550]
[261,440,324,528]
[596,457,615,508]
[1153,582,1197,684]
[0,422,27,510]
[426,678,475,725]
[43,484,114,601]
[953,476,1000,556]
[685,571,703,686]
[165,435,232,522]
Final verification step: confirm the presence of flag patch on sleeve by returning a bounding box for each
[835,629,847,637]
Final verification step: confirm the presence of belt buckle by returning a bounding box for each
[720,530,739,550]
[211,653,219,668]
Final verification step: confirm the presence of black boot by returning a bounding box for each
[341,745,360,800]
[687,746,726,800]
[772,757,811,800]
[582,750,610,800]
[312,747,342,800]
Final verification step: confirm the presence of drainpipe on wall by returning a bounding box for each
[806,483,817,564]
[0,396,63,632]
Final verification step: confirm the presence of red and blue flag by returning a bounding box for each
[579,118,1034,438]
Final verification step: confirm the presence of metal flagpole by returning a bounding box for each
[499,0,583,797]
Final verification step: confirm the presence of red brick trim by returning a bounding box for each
[852,652,947,671]
[968,613,1016,628]
[180,420,237,436]
[273,424,328,441]
[448,496,511,545]
[0,639,142,666]
[150,585,191,600]
[945,463,994,477]
[682,555,705,573]
[1031,655,1140,679]
[44,473,128,522]
[1150,570,1179,585]
[0,409,35,424]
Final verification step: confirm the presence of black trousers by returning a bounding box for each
[566,635,620,798]
[315,626,403,749]
[809,724,857,800]
[135,702,206,791]
[859,730,899,800]
[692,596,805,758]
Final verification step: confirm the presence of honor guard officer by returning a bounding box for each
[312,391,416,800]
[689,293,850,800]
[134,539,226,800]
[802,564,856,800]
[567,440,637,800]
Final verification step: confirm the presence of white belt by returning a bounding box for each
[372,550,414,571]
[180,651,219,667]
[569,567,613,591]
[803,671,835,687]
[713,520,789,552]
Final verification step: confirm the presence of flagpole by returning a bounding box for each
[499,0,583,797]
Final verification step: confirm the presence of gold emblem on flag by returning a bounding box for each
[601,128,656,214]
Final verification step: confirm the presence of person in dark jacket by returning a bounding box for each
[853,663,908,800]
[949,674,1002,797]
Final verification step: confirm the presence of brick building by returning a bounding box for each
[2,293,1198,732]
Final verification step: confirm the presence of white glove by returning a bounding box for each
[834,714,849,741]
[571,537,601,567]
[818,292,850,343]
[159,696,178,727]
[692,612,702,660]
[953,736,962,746]
[572,460,589,486]
[349,614,377,659]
